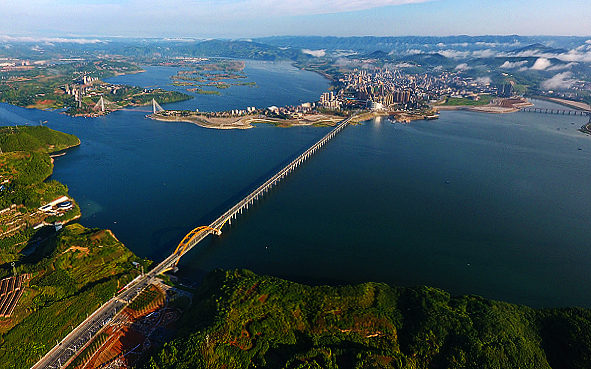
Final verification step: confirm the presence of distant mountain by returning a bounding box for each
[0,38,311,62]
[255,36,588,55]
[176,39,310,61]
[397,53,453,67]
[511,43,569,55]
[364,50,391,59]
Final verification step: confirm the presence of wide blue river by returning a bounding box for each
[1,61,590,308]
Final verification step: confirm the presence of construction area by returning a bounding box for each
[66,281,191,369]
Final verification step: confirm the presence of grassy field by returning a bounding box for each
[439,94,494,106]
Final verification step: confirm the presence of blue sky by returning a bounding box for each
[1,0,590,38]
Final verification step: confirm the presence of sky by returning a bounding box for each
[0,0,590,39]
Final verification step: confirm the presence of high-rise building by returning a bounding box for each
[498,83,512,98]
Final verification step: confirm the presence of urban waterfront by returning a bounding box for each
[1,62,591,309]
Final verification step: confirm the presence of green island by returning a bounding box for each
[185,88,222,95]
[0,125,149,368]
[142,269,591,369]
[169,60,257,94]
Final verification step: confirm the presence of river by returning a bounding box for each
[1,61,590,308]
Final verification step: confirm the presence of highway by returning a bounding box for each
[31,115,351,369]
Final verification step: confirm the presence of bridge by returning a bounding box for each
[33,115,352,369]
[519,107,590,116]
[165,115,352,270]
[152,98,164,114]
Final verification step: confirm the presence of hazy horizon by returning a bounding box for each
[1,0,590,39]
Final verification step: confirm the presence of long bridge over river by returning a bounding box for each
[33,115,352,369]
[519,107,591,117]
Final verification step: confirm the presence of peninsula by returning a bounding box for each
[148,108,344,129]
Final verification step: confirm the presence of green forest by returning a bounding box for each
[142,269,591,369]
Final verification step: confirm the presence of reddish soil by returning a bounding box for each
[73,299,166,368]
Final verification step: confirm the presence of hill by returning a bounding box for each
[142,269,591,369]
[0,125,80,154]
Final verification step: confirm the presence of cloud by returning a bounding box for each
[9,0,436,19]
[475,76,492,85]
[472,49,496,58]
[556,50,591,62]
[439,50,470,59]
[334,57,352,66]
[455,63,471,71]
[392,62,414,68]
[547,62,576,71]
[475,42,498,47]
[0,35,103,44]
[242,0,437,15]
[531,58,552,70]
[405,49,423,55]
[500,60,528,69]
[506,47,591,63]
[302,49,326,57]
[0,0,441,38]
[540,72,576,90]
